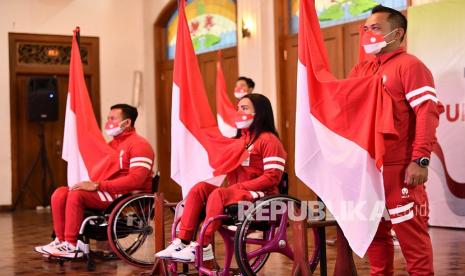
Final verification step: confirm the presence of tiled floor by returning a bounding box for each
[0,209,464,275]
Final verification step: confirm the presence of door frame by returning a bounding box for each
[8,32,100,209]
[153,0,239,201]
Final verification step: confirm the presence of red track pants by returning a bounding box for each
[178,182,255,246]
[367,165,434,276]
[51,187,115,245]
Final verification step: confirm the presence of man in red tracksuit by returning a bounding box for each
[35,104,155,258]
[233,76,255,99]
[349,5,439,275]
[156,93,287,262]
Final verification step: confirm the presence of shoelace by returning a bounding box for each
[56,242,75,252]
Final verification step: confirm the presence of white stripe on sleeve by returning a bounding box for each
[409,94,438,108]
[129,162,152,170]
[263,156,286,164]
[130,157,153,165]
[405,86,436,100]
[264,164,285,171]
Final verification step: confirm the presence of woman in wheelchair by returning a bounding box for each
[34,104,155,259]
[155,93,287,262]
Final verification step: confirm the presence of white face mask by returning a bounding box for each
[105,126,124,137]
[234,91,248,99]
[104,120,127,137]
[234,87,248,99]
[234,111,254,129]
[362,29,398,55]
[235,119,253,129]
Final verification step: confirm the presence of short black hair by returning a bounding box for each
[372,5,407,41]
[237,76,255,89]
[111,103,138,127]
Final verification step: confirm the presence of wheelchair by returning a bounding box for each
[164,172,323,276]
[46,174,159,271]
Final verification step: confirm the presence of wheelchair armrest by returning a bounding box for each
[223,204,241,222]
[223,204,239,216]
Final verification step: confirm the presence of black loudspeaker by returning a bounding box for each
[27,76,58,121]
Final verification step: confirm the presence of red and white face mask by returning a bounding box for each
[104,120,126,136]
[234,87,248,99]
[362,29,397,55]
[234,111,254,129]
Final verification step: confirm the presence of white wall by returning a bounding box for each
[142,0,171,173]
[143,0,279,164]
[412,0,444,5]
[0,0,147,205]
[237,0,278,121]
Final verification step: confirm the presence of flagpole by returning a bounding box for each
[75,26,81,49]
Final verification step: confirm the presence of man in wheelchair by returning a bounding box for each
[155,94,287,263]
[34,103,155,259]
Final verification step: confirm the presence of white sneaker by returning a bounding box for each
[155,238,187,259]
[171,242,214,262]
[43,241,83,258]
[34,238,61,254]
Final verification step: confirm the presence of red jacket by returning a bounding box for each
[226,130,287,195]
[349,48,440,165]
[99,129,155,194]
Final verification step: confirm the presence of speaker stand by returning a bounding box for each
[13,122,57,211]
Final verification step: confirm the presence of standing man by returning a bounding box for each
[34,103,155,258]
[233,76,255,99]
[349,5,439,276]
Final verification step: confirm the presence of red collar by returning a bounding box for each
[113,128,135,141]
[376,47,405,65]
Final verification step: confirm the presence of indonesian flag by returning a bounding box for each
[62,29,119,187]
[215,51,237,138]
[295,0,398,257]
[171,1,248,197]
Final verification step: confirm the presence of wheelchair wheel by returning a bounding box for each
[107,193,155,268]
[234,195,303,275]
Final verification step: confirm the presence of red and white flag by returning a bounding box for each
[62,29,119,187]
[295,0,397,257]
[171,1,248,197]
[215,51,237,138]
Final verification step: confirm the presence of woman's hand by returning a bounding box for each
[71,181,99,191]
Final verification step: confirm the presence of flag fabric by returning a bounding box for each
[295,0,398,257]
[171,0,249,197]
[215,51,238,138]
[62,29,119,187]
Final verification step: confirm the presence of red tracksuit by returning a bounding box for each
[349,48,439,275]
[178,130,287,245]
[51,129,154,244]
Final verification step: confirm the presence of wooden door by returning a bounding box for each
[9,33,100,209]
[156,48,238,201]
[280,26,346,200]
[276,0,367,201]
[323,26,345,79]
[343,21,363,76]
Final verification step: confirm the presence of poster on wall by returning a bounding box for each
[408,0,465,228]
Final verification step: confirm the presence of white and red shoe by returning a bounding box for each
[43,241,83,258]
[34,238,61,255]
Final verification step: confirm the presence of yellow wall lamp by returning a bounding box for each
[241,18,252,38]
